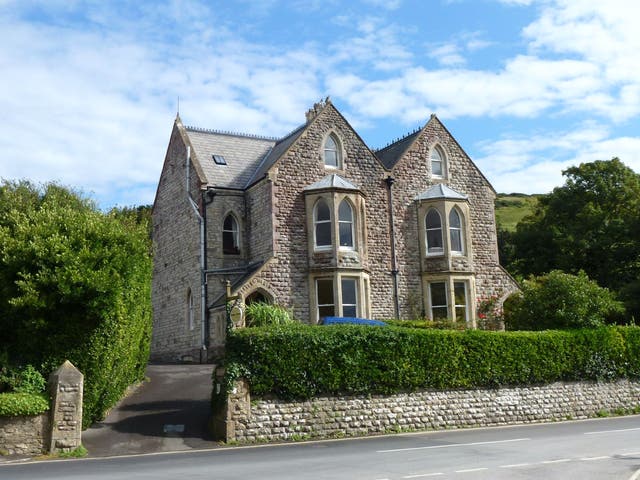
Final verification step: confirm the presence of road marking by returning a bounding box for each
[580,456,610,461]
[378,438,530,453]
[541,459,572,464]
[403,474,444,478]
[620,452,640,457]
[585,427,640,435]
[500,463,531,468]
[455,468,488,473]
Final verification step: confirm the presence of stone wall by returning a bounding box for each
[0,413,48,456]
[219,379,640,443]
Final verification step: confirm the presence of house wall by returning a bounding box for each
[151,125,204,362]
[244,105,394,322]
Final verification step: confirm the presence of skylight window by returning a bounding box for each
[212,154,227,165]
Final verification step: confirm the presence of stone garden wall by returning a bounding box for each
[0,413,48,456]
[217,379,640,443]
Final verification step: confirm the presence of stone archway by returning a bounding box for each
[244,289,273,305]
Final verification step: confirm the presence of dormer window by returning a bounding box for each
[213,154,227,165]
[223,214,240,254]
[323,134,342,168]
[430,146,445,178]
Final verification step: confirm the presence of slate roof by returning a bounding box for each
[414,184,468,201]
[186,127,276,189]
[303,174,360,192]
[375,130,421,169]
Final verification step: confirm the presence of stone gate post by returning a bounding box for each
[48,360,83,453]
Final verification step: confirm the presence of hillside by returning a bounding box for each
[494,194,541,231]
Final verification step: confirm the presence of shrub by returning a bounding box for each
[0,392,49,416]
[384,319,467,330]
[0,365,46,395]
[503,270,625,330]
[0,181,152,427]
[245,302,293,327]
[220,324,640,401]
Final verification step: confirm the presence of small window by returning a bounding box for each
[449,208,463,254]
[187,288,194,330]
[317,278,335,319]
[223,214,240,254]
[431,147,444,177]
[429,282,448,320]
[454,282,467,322]
[425,209,443,255]
[338,200,354,249]
[314,199,332,249]
[341,278,358,317]
[323,134,342,168]
[213,154,227,165]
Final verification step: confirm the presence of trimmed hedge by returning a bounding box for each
[223,324,640,400]
[0,392,49,416]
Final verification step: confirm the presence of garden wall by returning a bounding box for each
[0,413,48,455]
[214,379,640,443]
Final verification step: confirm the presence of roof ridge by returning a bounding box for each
[373,126,422,152]
[184,125,278,141]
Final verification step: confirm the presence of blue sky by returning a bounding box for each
[1,0,639,208]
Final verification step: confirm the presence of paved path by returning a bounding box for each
[82,364,217,457]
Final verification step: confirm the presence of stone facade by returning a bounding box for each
[0,414,47,456]
[151,99,518,362]
[218,379,640,443]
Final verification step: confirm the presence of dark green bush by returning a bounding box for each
[504,270,625,330]
[0,365,46,394]
[0,181,152,427]
[384,319,468,330]
[0,392,49,416]
[221,324,640,400]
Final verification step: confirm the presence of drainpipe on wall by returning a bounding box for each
[185,146,210,363]
[385,176,401,319]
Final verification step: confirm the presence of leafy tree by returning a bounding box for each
[0,180,152,425]
[503,270,625,330]
[509,159,640,319]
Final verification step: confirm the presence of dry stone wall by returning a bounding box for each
[0,414,47,455]
[222,380,640,443]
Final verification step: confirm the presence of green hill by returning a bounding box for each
[494,194,541,231]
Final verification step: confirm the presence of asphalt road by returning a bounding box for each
[3,415,640,479]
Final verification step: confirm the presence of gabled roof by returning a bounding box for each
[375,130,421,170]
[186,127,276,189]
[415,184,468,201]
[303,174,360,192]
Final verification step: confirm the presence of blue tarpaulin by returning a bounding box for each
[320,316,387,326]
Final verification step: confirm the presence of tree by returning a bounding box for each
[0,180,152,425]
[503,270,625,330]
[509,159,640,320]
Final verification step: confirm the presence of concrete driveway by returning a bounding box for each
[82,364,217,457]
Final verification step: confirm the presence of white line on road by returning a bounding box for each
[455,468,489,473]
[378,438,530,453]
[620,452,640,457]
[580,456,610,461]
[585,427,640,435]
[500,463,531,468]
[403,473,444,478]
[541,459,572,464]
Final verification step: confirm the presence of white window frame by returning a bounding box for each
[222,213,240,255]
[316,278,335,320]
[428,281,449,320]
[313,199,332,250]
[453,281,468,323]
[338,199,355,250]
[449,207,464,255]
[431,145,446,178]
[187,288,194,330]
[323,133,342,169]
[340,277,358,317]
[425,208,444,256]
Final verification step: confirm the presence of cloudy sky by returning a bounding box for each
[1,0,639,208]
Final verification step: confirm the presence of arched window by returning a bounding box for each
[314,199,332,249]
[323,134,342,168]
[449,208,464,253]
[338,199,354,249]
[223,214,240,254]
[425,209,443,255]
[187,288,194,330]
[431,146,445,178]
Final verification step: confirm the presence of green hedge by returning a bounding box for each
[223,324,640,400]
[0,392,49,416]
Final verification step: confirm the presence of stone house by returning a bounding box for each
[151,98,518,362]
